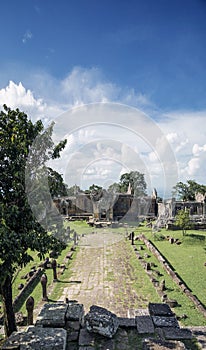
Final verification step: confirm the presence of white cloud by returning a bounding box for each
[1,68,206,196]
[22,30,33,44]
[186,157,200,176]
[158,111,206,185]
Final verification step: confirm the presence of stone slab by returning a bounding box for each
[67,330,79,342]
[66,320,81,331]
[2,331,25,349]
[163,327,192,340]
[118,317,136,328]
[36,303,68,328]
[136,316,155,334]
[66,303,84,322]
[148,303,174,317]
[79,328,96,347]
[2,327,67,350]
[152,316,179,328]
[142,338,186,349]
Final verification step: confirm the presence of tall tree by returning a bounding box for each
[0,105,66,337]
[47,167,68,198]
[173,180,206,201]
[119,171,147,196]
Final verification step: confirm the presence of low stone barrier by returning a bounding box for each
[13,268,44,313]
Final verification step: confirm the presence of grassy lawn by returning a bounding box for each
[0,241,73,317]
[133,237,206,326]
[134,224,206,325]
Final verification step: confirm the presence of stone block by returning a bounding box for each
[79,328,96,347]
[2,327,67,350]
[2,331,25,349]
[136,316,154,334]
[67,330,79,342]
[152,316,179,328]
[118,317,136,328]
[85,305,119,338]
[163,327,192,340]
[66,303,84,322]
[66,320,81,331]
[142,338,186,349]
[148,303,174,316]
[36,303,68,328]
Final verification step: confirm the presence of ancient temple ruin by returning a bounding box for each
[53,190,158,223]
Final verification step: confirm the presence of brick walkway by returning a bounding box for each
[58,231,156,317]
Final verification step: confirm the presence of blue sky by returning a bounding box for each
[1,0,206,196]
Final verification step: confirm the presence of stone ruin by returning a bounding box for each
[2,302,194,350]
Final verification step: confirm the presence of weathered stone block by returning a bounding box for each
[142,338,186,349]
[85,305,119,338]
[163,327,192,340]
[66,320,81,331]
[36,303,68,328]
[67,330,79,342]
[136,316,154,334]
[152,316,179,328]
[148,303,174,316]
[2,331,25,350]
[79,328,96,347]
[66,303,84,322]
[118,317,136,328]
[2,327,67,350]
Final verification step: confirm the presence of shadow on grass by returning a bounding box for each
[57,280,82,284]
[185,233,205,241]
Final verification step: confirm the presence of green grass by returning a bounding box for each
[49,247,78,301]
[0,242,73,316]
[133,224,206,325]
[128,243,160,305]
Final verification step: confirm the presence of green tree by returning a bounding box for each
[88,184,103,193]
[173,180,206,201]
[47,167,68,198]
[175,209,191,236]
[119,171,147,196]
[107,182,121,193]
[0,105,66,337]
[67,185,82,196]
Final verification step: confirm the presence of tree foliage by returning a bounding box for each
[47,167,68,198]
[175,209,191,236]
[108,171,147,196]
[66,185,82,196]
[0,105,66,336]
[173,180,206,201]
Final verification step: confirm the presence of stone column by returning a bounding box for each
[26,296,34,325]
[51,259,58,282]
[131,231,134,245]
[66,226,71,240]
[40,274,48,301]
[73,231,77,245]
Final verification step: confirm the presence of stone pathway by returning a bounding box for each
[58,231,156,317]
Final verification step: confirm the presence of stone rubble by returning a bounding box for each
[84,305,119,338]
[2,302,196,350]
